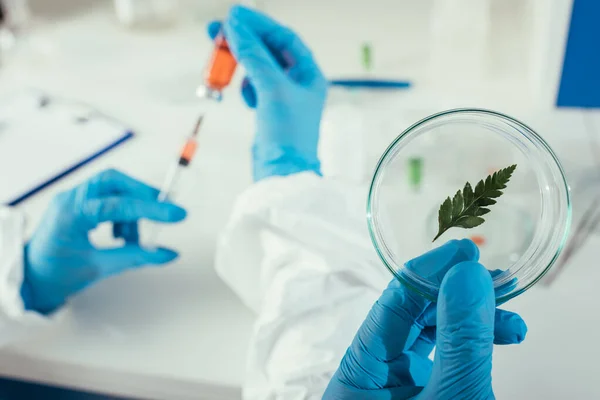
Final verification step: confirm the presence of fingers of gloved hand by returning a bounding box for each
[494,308,527,344]
[405,239,480,285]
[208,18,288,69]
[241,76,258,108]
[489,268,503,278]
[225,5,324,86]
[437,260,495,349]
[351,240,479,365]
[336,329,434,391]
[418,303,527,346]
[223,11,283,89]
[349,277,428,368]
[401,276,522,378]
[94,246,179,278]
[409,325,436,358]
[207,20,221,39]
[79,169,160,200]
[206,20,259,108]
[483,271,524,341]
[323,375,423,400]
[385,350,434,388]
[112,221,139,244]
[422,261,495,399]
[488,269,520,304]
[326,240,481,392]
[81,197,186,228]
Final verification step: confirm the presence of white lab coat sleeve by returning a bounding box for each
[0,207,50,347]
[215,172,391,400]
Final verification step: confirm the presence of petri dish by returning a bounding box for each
[367,109,571,303]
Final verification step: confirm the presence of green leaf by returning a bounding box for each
[463,182,474,205]
[452,190,463,218]
[477,198,497,206]
[487,190,504,198]
[455,216,485,228]
[475,207,491,216]
[433,164,517,241]
[439,197,452,226]
[474,180,485,197]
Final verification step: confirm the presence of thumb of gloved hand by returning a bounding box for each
[418,261,496,400]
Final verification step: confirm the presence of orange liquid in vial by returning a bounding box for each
[204,36,238,91]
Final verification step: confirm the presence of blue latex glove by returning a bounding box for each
[22,169,187,314]
[207,5,328,181]
[324,239,528,399]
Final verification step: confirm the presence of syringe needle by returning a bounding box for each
[191,115,204,137]
[146,115,205,248]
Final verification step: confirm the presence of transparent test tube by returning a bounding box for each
[145,34,238,248]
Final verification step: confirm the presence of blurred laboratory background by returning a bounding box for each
[0,0,598,399]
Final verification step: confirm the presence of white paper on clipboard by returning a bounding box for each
[0,91,134,205]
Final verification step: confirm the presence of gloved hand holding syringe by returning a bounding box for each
[145,30,237,248]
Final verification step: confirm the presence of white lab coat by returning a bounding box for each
[0,208,48,348]
[215,172,390,399]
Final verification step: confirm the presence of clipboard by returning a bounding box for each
[0,91,134,205]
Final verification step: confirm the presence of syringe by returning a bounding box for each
[145,116,203,248]
[157,115,203,203]
[145,33,237,247]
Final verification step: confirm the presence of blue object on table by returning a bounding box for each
[329,79,411,89]
[557,0,600,108]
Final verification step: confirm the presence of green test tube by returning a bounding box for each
[362,42,372,72]
[408,157,423,189]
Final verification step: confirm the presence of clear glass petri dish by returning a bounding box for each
[367,109,571,303]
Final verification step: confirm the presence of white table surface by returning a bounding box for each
[0,2,599,399]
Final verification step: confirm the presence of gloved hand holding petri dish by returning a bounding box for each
[368,109,571,303]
